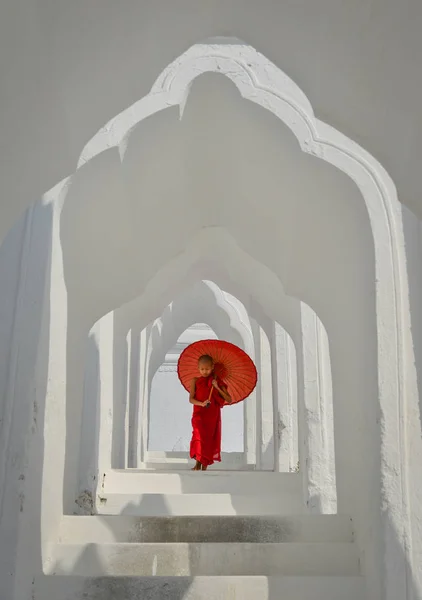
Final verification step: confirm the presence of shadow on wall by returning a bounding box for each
[0,201,52,599]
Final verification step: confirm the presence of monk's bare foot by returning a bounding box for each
[192,461,201,471]
[201,464,208,471]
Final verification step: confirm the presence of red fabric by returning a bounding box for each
[190,374,226,466]
[178,339,258,405]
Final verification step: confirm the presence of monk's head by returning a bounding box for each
[198,354,214,377]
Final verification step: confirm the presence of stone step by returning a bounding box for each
[59,515,353,544]
[102,470,301,496]
[35,575,366,600]
[47,542,360,577]
[143,461,254,471]
[143,451,250,471]
[95,492,303,516]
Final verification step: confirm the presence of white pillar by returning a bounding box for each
[41,193,70,524]
[137,325,152,466]
[122,330,132,469]
[244,388,257,467]
[95,310,114,500]
[110,325,129,470]
[252,321,262,469]
[127,329,141,467]
[252,321,274,471]
[271,322,298,472]
[11,197,63,600]
[300,302,337,514]
[260,326,274,470]
[78,327,101,495]
[243,328,256,468]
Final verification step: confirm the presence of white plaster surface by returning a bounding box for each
[0,35,421,600]
[33,575,365,600]
[48,541,360,576]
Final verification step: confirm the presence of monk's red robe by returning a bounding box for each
[190,374,226,466]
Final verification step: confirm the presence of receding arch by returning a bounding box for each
[87,227,334,494]
[148,279,252,379]
[143,280,251,465]
[80,42,408,596]
[148,322,244,457]
[30,39,412,600]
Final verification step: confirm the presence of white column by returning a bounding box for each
[95,310,114,500]
[243,327,256,469]
[137,325,152,466]
[252,320,274,471]
[8,197,64,600]
[127,329,141,468]
[252,321,262,469]
[41,194,70,526]
[78,327,101,495]
[244,388,257,467]
[110,324,129,470]
[300,302,337,514]
[260,327,274,470]
[271,322,298,472]
[122,330,132,469]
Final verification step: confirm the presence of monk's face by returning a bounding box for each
[198,360,213,377]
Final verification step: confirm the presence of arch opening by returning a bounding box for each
[56,56,380,589]
[148,323,245,459]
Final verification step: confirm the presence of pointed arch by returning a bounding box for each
[75,41,410,597]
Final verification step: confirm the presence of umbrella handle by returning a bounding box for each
[205,386,213,408]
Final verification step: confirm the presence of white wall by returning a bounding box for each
[0,200,54,599]
[0,213,28,467]
[0,37,419,600]
[1,0,422,248]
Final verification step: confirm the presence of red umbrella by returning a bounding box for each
[177,339,257,405]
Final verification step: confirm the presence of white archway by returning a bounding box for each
[141,280,252,467]
[89,228,335,505]
[74,41,410,597]
[86,275,325,482]
[103,279,254,469]
[12,39,410,600]
[148,280,252,379]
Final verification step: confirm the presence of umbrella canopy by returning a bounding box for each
[177,339,257,404]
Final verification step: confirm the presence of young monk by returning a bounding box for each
[189,355,232,471]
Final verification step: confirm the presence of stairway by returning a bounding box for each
[95,470,305,516]
[35,471,365,599]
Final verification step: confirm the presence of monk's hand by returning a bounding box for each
[202,400,211,407]
[212,379,219,389]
